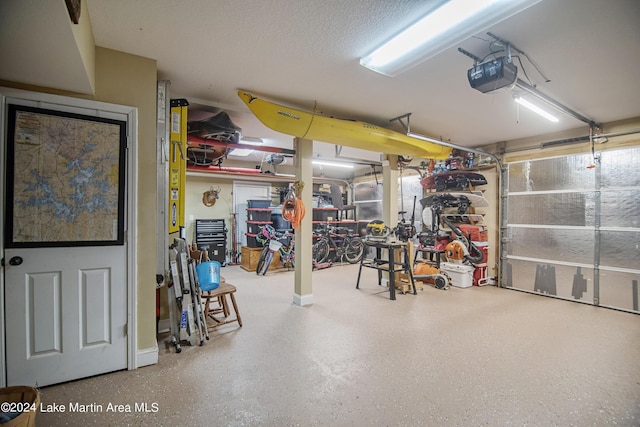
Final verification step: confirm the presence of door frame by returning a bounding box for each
[0,87,138,387]
[232,181,272,248]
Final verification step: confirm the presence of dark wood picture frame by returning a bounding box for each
[5,104,127,248]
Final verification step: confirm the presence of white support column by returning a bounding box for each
[293,137,314,306]
[382,155,400,227]
[381,155,400,283]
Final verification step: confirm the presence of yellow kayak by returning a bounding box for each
[238,91,452,160]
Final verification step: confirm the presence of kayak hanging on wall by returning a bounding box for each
[420,170,488,192]
[186,111,242,166]
[237,91,452,160]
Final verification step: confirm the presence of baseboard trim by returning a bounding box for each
[293,293,314,306]
[158,318,171,334]
[136,344,159,368]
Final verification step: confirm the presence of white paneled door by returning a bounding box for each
[233,181,272,247]
[2,92,131,387]
[4,246,127,387]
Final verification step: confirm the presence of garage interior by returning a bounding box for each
[1,0,640,425]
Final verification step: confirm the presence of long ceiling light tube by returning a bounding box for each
[360,0,543,76]
[312,160,354,169]
[514,96,559,122]
[515,79,598,128]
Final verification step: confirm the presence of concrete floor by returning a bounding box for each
[38,263,640,426]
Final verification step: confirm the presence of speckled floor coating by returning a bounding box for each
[37,264,640,426]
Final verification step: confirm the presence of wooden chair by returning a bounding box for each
[201,280,243,330]
[189,244,242,330]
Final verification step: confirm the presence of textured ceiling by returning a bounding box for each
[4,0,640,163]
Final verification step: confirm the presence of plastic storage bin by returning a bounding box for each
[271,212,291,230]
[245,233,261,248]
[313,208,338,221]
[247,221,272,234]
[247,209,272,222]
[248,199,271,209]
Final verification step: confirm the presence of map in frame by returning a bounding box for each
[6,104,126,247]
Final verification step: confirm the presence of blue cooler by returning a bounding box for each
[196,261,221,291]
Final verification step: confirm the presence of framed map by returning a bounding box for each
[5,104,126,247]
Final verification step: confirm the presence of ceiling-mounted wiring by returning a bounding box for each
[460,33,598,127]
[467,32,550,87]
[487,32,551,83]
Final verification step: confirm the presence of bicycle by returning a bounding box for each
[312,224,364,264]
[255,224,295,275]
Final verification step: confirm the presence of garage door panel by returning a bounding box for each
[601,149,640,188]
[599,270,639,312]
[508,227,595,265]
[506,146,640,313]
[508,155,594,192]
[600,230,640,270]
[601,190,640,228]
[508,193,596,226]
[506,259,595,303]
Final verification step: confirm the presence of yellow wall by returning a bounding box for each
[94,47,158,352]
[1,47,158,353]
[183,175,290,249]
[185,176,237,244]
[69,0,96,93]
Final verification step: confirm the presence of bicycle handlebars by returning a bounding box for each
[257,224,294,245]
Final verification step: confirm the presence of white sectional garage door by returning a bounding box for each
[505,147,640,313]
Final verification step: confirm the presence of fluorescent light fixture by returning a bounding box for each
[229,148,254,156]
[312,160,354,169]
[240,137,264,146]
[360,0,542,76]
[514,96,559,123]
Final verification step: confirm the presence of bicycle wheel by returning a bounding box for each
[260,251,274,275]
[343,236,364,264]
[312,239,330,264]
[286,246,295,268]
[256,245,270,275]
[284,235,295,268]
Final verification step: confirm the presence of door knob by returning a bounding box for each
[9,256,23,266]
